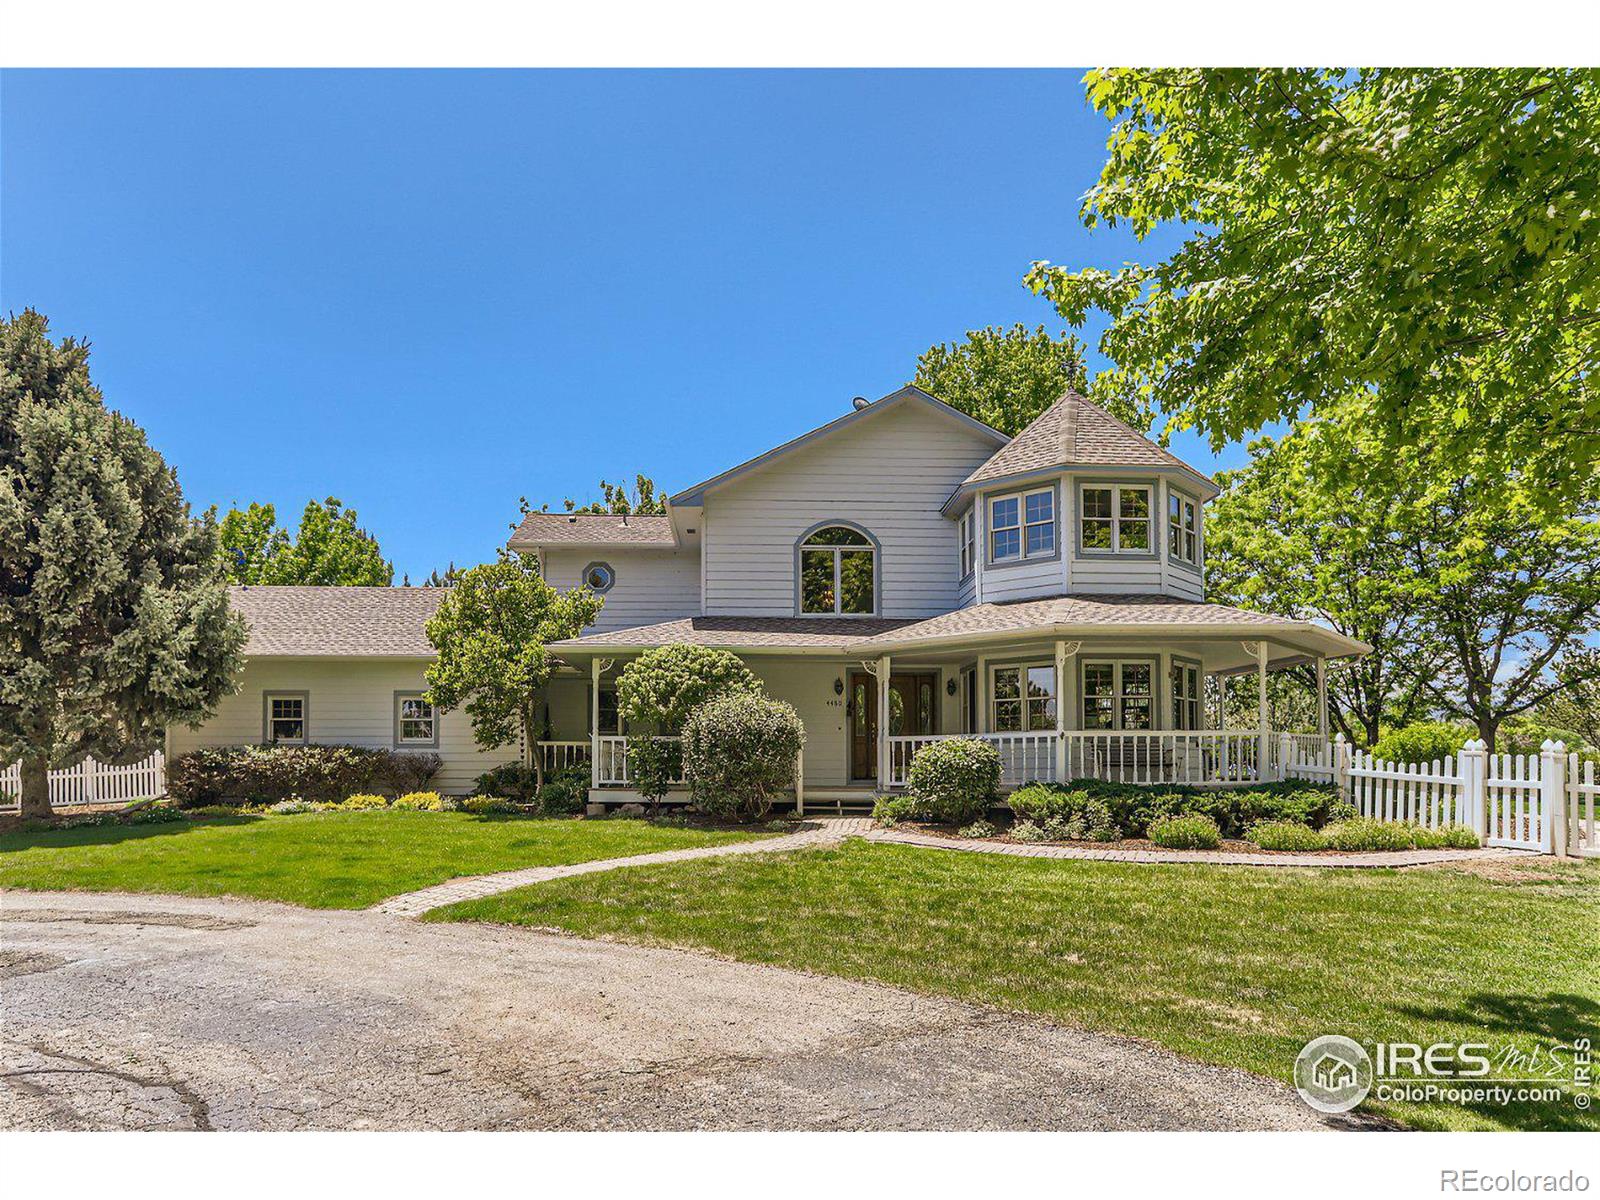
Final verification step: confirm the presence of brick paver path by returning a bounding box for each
[863,825,1525,869]
[373,818,873,917]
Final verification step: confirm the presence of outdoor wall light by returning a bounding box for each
[946,678,958,696]
[834,677,845,696]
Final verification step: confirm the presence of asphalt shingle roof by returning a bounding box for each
[962,390,1216,492]
[230,586,444,657]
[508,512,676,549]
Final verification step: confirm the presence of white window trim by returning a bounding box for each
[989,661,1059,733]
[958,510,975,580]
[1078,483,1156,557]
[1079,658,1157,731]
[394,691,439,749]
[987,486,1057,564]
[1167,490,1201,568]
[795,523,879,617]
[263,691,309,746]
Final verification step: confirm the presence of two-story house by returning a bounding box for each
[172,387,1366,807]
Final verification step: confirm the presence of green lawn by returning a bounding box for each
[0,812,765,909]
[432,842,1600,1132]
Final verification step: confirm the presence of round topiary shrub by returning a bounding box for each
[682,693,804,821]
[1147,814,1221,850]
[904,737,1001,825]
[1321,818,1417,851]
[617,644,761,733]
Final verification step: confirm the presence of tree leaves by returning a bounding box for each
[913,325,1090,436]
[219,497,392,586]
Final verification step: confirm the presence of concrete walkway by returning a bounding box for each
[372,817,873,916]
[373,814,1515,917]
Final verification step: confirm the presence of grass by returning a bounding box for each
[433,842,1600,1132]
[0,812,766,909]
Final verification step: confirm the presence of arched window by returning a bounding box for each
[797,524,877,615]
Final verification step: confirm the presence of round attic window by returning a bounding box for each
[583,561,616,593]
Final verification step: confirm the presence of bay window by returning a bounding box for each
[991,664,1057,732]
[988,487,1055,563]
[958,509,975,579]
[1167,491,1199,566]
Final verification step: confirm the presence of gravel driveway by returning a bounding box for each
[1,889,1367,1131]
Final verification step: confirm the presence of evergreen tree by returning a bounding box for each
[0,310,246,818]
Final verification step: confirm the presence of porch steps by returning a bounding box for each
[799,789,878,817]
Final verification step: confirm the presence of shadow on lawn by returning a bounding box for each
[0,813,262,851]
[1396,991,1599,1131]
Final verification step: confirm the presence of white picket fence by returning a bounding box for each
[1288,736,1598,857]
[0,751,167,811]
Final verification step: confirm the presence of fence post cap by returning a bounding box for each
[1462,738,1488,752]
[1540,738,1565,753]
[1333,732,1345,744]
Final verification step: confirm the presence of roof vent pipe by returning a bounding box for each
[851,396,870,411]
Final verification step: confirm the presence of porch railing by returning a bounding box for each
[594,735,686,787]
[886,730,1282,789]
[534,740,591,774]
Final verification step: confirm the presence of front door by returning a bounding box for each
[849,671,939,782]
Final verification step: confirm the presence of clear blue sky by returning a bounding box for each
[2,69,1233,582]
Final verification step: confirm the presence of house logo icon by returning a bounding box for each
[1294,1035,1373,1113]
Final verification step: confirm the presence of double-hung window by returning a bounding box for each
[395,693,438,747]
[1080,484,1152,554]
[958,510,975,579]
[1080,661,1153,730]
[1170,661,1201,730]
[988,487,1054,563]
[264,693,307,745]
[1167,491,1199,566]
[991,664,1057,732]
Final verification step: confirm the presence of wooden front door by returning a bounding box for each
[849,671,940,782]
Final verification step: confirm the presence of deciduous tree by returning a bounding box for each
[913,324,1089,436]
[423,553,601,790]
[0,310,246,818]
[1027,69,1600,514]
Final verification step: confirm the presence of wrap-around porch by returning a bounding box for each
[542,626,1349,807]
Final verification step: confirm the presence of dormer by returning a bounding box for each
[943,391,1220,605]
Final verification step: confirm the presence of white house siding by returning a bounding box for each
[541,548,701,634]
[167,658,511,795]
[701,401,999,619]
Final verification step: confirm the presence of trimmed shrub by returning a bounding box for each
[474,761,539,806]
[536,764,590,815]
[958,819,998,839]
[1372,722,1471,764]
[1322,818,1416,851]
[462,796,518,814]
[340,793,390,810]
[392,791,445,811]
[617,644,761,734]
[626,735,683,807]
[1009,820,1051,843]
[682,693,805,821]
[1410,823,1481,849]
[1148,814,1221,850]
[268,798,315,814]
[903,737,1001,825]
[872,793,918,827]
[167,744,439,806]
[1247,821,1328,851]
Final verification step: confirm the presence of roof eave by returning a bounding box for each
[867,620,1371,656]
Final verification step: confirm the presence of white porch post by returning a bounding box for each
[1316,655,1329,742]
[1253,641,1271,780]
[794,744,805,817]
[589,657,602,790]
[1054,640,1068,784]
[876,655,892,785]
[975,654,990,734]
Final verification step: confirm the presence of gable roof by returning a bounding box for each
[668,385,1008,507]
[230,586,445,658]
[954,390,1218,502]
[508,512,677,551]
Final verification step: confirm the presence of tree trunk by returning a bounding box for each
[1477,714,1501,753]
[524,704,545,793]
[19,751,52,820]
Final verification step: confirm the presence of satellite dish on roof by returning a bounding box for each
[851,396,870,411]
